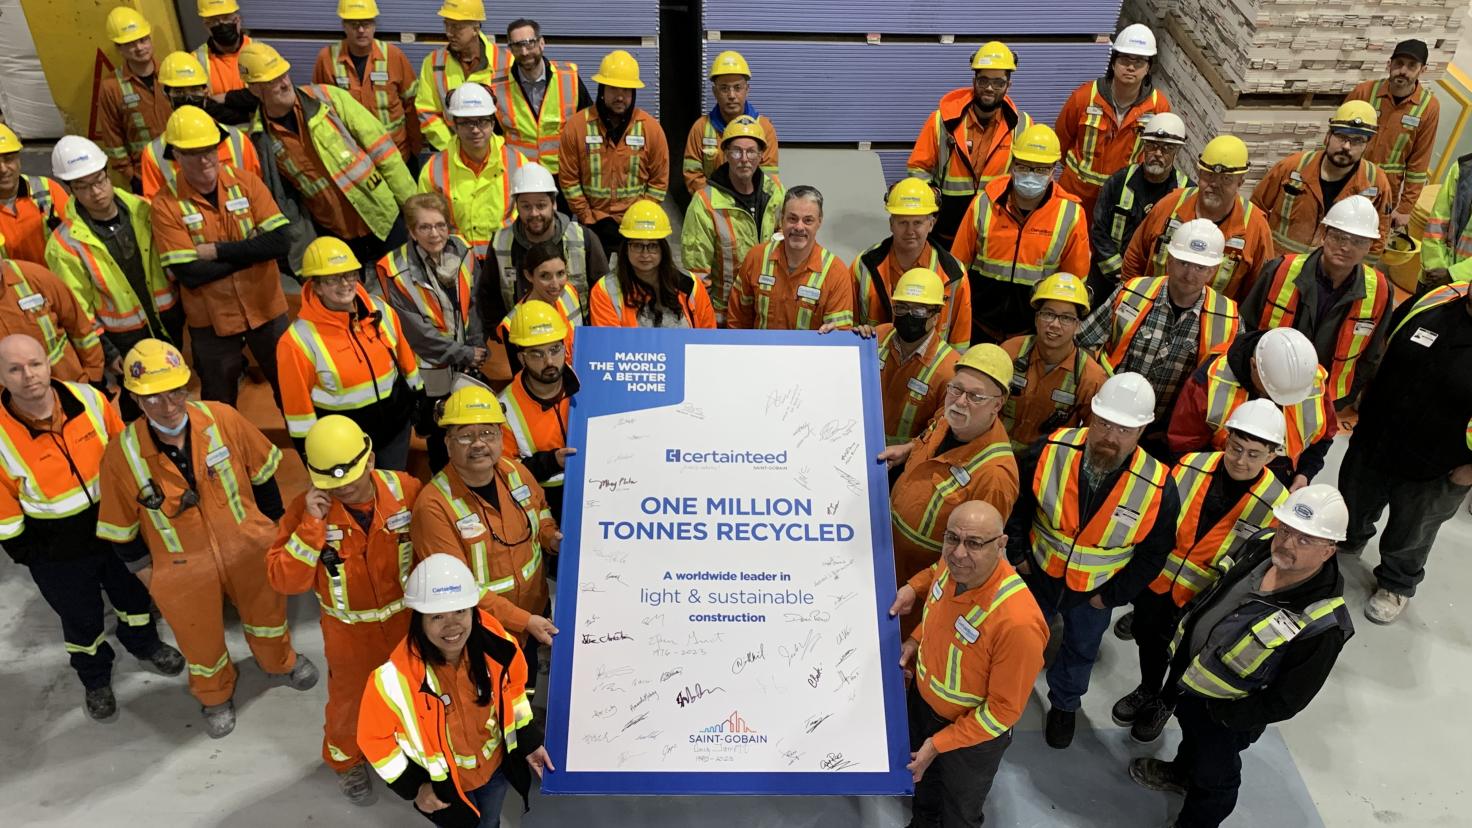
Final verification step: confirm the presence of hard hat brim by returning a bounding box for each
[1319,218,1380,241]
[621,227,670,240]
[886,204,937,216]
[124,370,191,396]
[1271,503,1346,542]
[1090,402,1153,429]
[1142,135,1187,146]
[592,74,646,89]
[507,329,569,347]
[1011,150,1060,166]
[438,409,508,427]
[111,30,153,45]
[244,63,292,84]
[1329,125,1377,138]
[1169,249,1225,268]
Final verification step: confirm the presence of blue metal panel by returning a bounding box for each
[243,0,658,37]
[271,40,661,117]
[702,0,1121,35]
[875,150,911,187]
[700,41,1108,143]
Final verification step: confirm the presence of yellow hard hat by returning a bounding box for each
[0,124,20,155]
[709,50,751,78]
[891,268,945,306]
[1011,123,1061,165]
[955,343,1014,392]
[438,385,506,426]
[1380,231,1421,267]
[197,0,239,16]
[338,0,379,19]
[1031,272,1090,314]
[619,199,672,239]
[1329,100,1378,135]
[593,50,645,89]
[165,106,221,150]
[159,52,209,88]
[300,237,362,278]
[1198,135,1249,175]
[106,7,152,45]
[437,0,485,22]
[304,415,373,490]
[886,177,939,215]
[123,339,191,395]
[721,115,766,150]
[971,41,1017,71]
[508,300,569,347]
[238,42,292,84]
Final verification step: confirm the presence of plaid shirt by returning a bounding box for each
[1076,284,1207,419]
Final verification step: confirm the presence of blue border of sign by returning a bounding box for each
[542,327,911,795]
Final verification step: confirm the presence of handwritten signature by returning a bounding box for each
[807,666,822,688]
[819,419,857,442]
[581,631,634,644]
[821,752,858,771]
[590,477,638,492]
[784,609,833,623]
[731,644,767,675]
[778,629,821,666]
[674,683,725,708]
[803,713,833,733]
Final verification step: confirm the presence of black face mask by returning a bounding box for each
[894,314,931,343]
[210,22,241,47]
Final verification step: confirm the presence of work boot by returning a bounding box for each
[338,763,375,806]
[1110,685,1155,727]
[276,654,320,691]
[1113,610,1135,640]
[203,700,236,738]
[1365,589,1409,625]
[1129,757,1186,795]
[1044,707,1076,749]
[142,643,185,676]
[85,686,117,720]
[1130,699,1174,744]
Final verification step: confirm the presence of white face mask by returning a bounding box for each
[1012,171,1050,199]
[149,413,189,437]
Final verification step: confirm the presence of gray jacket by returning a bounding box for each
[381,236,485,376]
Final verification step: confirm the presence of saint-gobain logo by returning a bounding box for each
[665,448,788,465]
[1292,504,1315,520]
[689,710,767,744]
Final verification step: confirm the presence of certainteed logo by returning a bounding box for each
[664,448,788,466]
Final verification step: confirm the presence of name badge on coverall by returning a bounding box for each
[511,485,532,506]
[953,616,980,644]
[626,134,646,148]
[17,294,45,312]
[1411,327,1438,347]
[226,196,251,213]
[796,285,822,302]
[386,510,411,531]
[456,514,485,539]
[206,446,231,467]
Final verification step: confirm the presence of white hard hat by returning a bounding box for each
[51,135,109,182]
[511,162,557,196]
[1141,112,1187,146]
[1224,398,1286,449]
[1091,371,1156,428]
[1321,195,1381,241]
[1168,218,1226,267]
[447,83,496,119]
[1273,484,1348,542]
[1113,23,1158,57]
[403,553,481,614]
[1253,328,1318,406]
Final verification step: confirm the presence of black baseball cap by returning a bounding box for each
[1392,39,1429,65]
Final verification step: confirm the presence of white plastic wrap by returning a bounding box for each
[0,0,66,139]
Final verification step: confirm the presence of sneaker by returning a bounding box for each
[143,643,185,676]
[1129,757,1185,795]
[1130,698,1174,744]
[338,763,375,806]
[1110,685,1155,727]
[276,654,319,691]
[1365,589,1408,625]
[203,700,236,738]
[1045,707,1076,749]
[1113,610,1136,640]
[85,686,117,720]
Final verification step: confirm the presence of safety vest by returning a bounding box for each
[162,177,261,263]
[1257,254,1387,401]
[0,381,112,534]
[753,240,841,330]
[429,461,543,598]
[22,175,60,220]
[931,100,1032,198]
[47,191,176,335]
[853,242,965,342]
[141,126,251,197]
[1368,79,1434,182]
[967,184,1084,287]
[491,222,590,310]
[1029,427,1169,593]
[380,243,473,363]
[913,565,1029,738]
[4,261,71,368]
[593,273,703,328]
[491,60,579,173]
[1063,81,1164,189]
[691,178,783,318]
[581,118,648,201]
[499,378,568,487]
[194,38,251,94]
[1269,151,1384,255]
[892,424,1014,554]
[1146,189,1258,293]
[422,35,505,144]
[330,41,403,137]
[422,142,520,255]
[290,469,414,625]
[1104,276,1239,371]
[1099,164,1190,278]
[1001,336,1091,452]
[1150,452,1287,606]
[1171,542,1353,700]
[109,68,155,159]
[1200,355,1328,463]
[877,327,956,446]
[284,293,406,415]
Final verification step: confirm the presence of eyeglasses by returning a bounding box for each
[1323,228,1373,248]
[345,20,374,30]
[1330,132,1371,148]
[626,241,661,254]
[508,37,541,51]
[1092,419,1141,436]
[316,273,360,288]
[944,383,1001,406]
[415,221,449,234]
[139,388,189,408]
[713,82,747,95]
[1140,141,1177,155]
[1223,438,1274,462]
[1114,55,1151,70]
[456,117,495,132]
[71,174,113,194]
[942,531,1003,554]
[1013,164,1053,177]
[726,148,761,159]
[892,304,937,319]
[522,342,566,361]
[137,479,199,518]
[1275,525,1336,550]
[452,426,502,447]
[973,76,1010,90]
[1036,309,1080,326]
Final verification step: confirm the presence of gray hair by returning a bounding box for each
[782,185,824,217]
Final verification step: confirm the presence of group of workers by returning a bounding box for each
[0,2,1466,826]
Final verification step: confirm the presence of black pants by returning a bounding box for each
[28,551,161,690]
[1169,696,1263,828]
[586,218,623,261]
[907,684,1010,827]
[191,314,289,408]
[1339,439,1472,596]
[342,217,408,280]
[1133,588,1182,693]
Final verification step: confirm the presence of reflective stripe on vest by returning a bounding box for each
[53,196,177,332]
[111,70,154,157]
[754,241,842,330]
[1201,356,1328,463]
[1104,276,1238,371]
[492,223,590,310]
[935,110,1032,197]
[697,187,745,315]
[1028,427,1169,592]
[24,176,56,218]
[143,127,249,197]
[1001,336,1089,452]
[1370,79,1433,180]
[5,261,68,367]
[855,246,959,340]
[1270,153,1384,255]
[969,191,1081,287]
[331,41,399,134]
[876,327,955,446]
[163,181,259,265]
[0,382,110,520]
[424,144,519,255]
[892,431,1013,553]
[1150,453,1287,605]
[1063,84,1161,188]
[913,567,1028,737]
[493,61,578,171]
[1256,255,1386,400]
[370,659,452,780]
[316,469,413,624]
[1147,189,1256,292]
[385,245,473,350]
[582,119,647,201]
[500,383,565,487]
[1101,165,1190,278]
[284,294,403,412]
[430,465,542,596]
